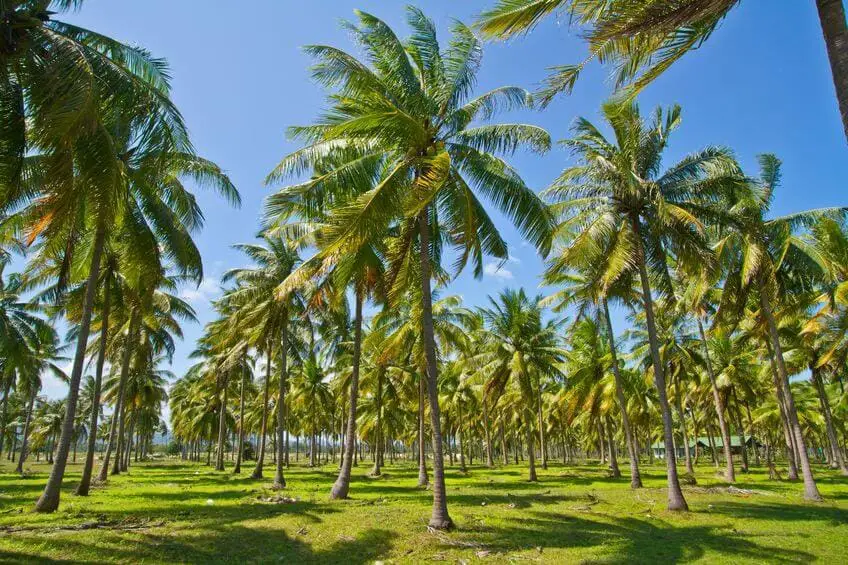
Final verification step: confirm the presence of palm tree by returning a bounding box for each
[271,7,553,529]
[544,100,742,511]
[477,0,848,142]
[479,288,565,481]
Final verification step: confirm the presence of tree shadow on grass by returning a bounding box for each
[442,511,814,564]
[707,500,848,526]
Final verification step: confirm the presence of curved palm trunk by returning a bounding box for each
[121,411,135,471]
[603,300,642,488]
[458,405,467,472]
[812,367,848,475]
[77,285,111,495]
[418,209,452,529]
[760,291,821,500]
[673,379,695,477]
[371,366,384,477]
[632,219,688,511]
[417,374,429,487]
[251,347,272,479]
[731,389,749,473]
[215,374,229,471]
[765,340,800,479]
[526,415,538,481]
[234,364,247,474]
[816,0,848,142]
[697,318,735,482]
[35,213,107,512]
[331,295,363,499]
[15,389,36,474]
[274,320,289,489]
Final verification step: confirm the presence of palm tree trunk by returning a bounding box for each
[371,366,384,477]
[812,367,848,474]
[632,219,688,511]
[234,364,247,474]
[765,339,800,479]
[537,387,547,470]
[417,373,429,486]
[0,376,13,458]
[482,397,494,468]
[606,416,621,478]
[760,291,821,501]
[500,420,509,465]
[251,346,272,479]
[603,300,642,488]
[77,283,111,495]
[274,320,289,489]
[418,208,452,530]
[458,405,467,472]
[35,212,107,512]
[215,374,229,471]
[731,389,749,472]
[815,0,848,142]
[745,401,760,467]
[673,379,695,477]
[112,311,140,477]
[526,415,538,481]
[331,294,363,498]
[122,411,135,471]
[15,389,36,474]
[697,318,735,482]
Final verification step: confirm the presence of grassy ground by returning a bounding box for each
[0,456,846,564]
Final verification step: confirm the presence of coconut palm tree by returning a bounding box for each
[543,99,742,511]
[271,7,553,528]
[477,0,848,142]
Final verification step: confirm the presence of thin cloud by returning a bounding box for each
[484,262,513,280]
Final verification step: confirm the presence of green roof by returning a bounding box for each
[651,436,751,449]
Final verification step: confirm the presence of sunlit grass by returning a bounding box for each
[0,457,846,563]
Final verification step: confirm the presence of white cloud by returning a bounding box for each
[508,254,521,264]
[484,262,513,280]
[181,277,221,305]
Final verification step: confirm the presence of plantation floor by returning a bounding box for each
[0,458,846,564]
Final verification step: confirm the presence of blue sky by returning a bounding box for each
[38,0,847,401]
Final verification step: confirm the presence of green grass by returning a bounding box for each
[0,457,846,564]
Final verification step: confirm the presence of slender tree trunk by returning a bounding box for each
[482,397,494,468]
[418,209,452,529]
[15,390,36,474]
[417,374,429,486]
[632,219,687,511]
[332,295,363,498]
[371,366,384,477]
[122,411,135,472]
[815,0,848,142]
[526,410,538,481]
[0,376,12,458]
[760,291,821,501]
[77,284,111,496]
[765,340,800,479]
[234,364,247,474]
[697,318,735,482]
[673,379,695,476]
[537,387,547,470]
[500,420,509,466]
[274,320,289,489]
[606,416,621,478]
[745,402,760,467]
[35,213,107,512]
[731,389,749,473]
[603,300,641,487]
[215,374,229,471]
[458,406,467,472]
[112,312,141,478]
[251,347,272,479]
[812,367,848,474]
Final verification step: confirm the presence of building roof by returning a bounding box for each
[651,436,754,449]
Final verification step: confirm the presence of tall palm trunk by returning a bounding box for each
[526,408,538,481]
[603,300,642,488]
[215,374,229,471]
[760,291,821,501]
[731,389,749,472]
[77,283,111,495]
[112,311,140,477]
[536,387,547,470]
[234,364,247,474]
[331,294,363,499]
[673,379,695,476]
[418,209,452,530]
[812,367,848,475]
[274,319,289,489]
[457,405,467,472]
[0,375,13,457]
[371,366,384,477]
[697,318,735,482]
[745,402,761,467]
[606,416,621,478]
[35,212,107,512]
[97,312,136,483]
[251,346,272,479]
[15,389,36,474]
[632,219,688,511]
[816,0,848,141]
[417,374,429,487]
[121,410,135,471]
[482,397,494,468]
[765,340,799,479]
[500,420,509,465]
